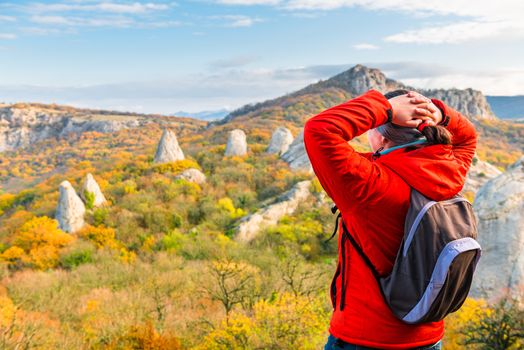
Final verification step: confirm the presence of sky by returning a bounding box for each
[1,0,524,114]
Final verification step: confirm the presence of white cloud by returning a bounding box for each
[30,15,134,27]
[229,17,256,27]
[385,20,522,44]
[210,55,259,69]
[353,43,379,50]
[31,15,74,25]
[210,15,263,27]
[27,2,170,14]
[0,33,16,40]
[21,27,69,35]
[96,2,169,13]
[215,0,281,5]
[212,0,524,44]
[0,15,16,22]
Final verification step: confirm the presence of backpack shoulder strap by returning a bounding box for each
[340,219,381,280]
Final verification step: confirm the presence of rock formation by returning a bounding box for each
[80,173,107,207]
[463,156,502,194]
[236,180,311,243]
[55,180,86,233]
[471,157,524,304]
[0,105,146,153]
[174,168,206,185]
[225,129,247,156]
[280,130,313,173]
[154,129,185,163]
[267,127,294,155]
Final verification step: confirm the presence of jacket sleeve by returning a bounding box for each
[431,99,478,176]
[303,90,392,214]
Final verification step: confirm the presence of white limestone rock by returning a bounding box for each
[280,130,313,173]
[463,156,502,194]
[236,180,311,243]
[267,127,294,155]
[471,157,524,304]
[154,129,185,163]
[80,173,107,207]
[225,129,247,156]
[174,168,207,185]
[55,180,86,233]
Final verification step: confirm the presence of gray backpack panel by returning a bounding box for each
[379,190,481,324]
[333,189,482,324]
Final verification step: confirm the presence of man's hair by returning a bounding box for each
[384,89,409,100]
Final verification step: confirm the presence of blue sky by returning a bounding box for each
[1,0,524,113]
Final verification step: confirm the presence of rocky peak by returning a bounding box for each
[321,64,392,95]
[55,180,86,233]
[154,128,185,163]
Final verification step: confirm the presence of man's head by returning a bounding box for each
[368,89,452,153]
[368,89,424,152]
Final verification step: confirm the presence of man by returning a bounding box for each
[304,89,477,349]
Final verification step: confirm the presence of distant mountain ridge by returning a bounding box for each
[174,109,230,121]
[486,96,524,120]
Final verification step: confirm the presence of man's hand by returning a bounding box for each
[406,91,443,125]
[388,93,435,128]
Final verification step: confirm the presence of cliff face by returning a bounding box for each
[471,157,524,304]
[0,104,149,153]
[420,88,496,120]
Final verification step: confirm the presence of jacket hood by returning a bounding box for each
[377,144,466,201]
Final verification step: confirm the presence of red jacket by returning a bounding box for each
[303,90,477,349]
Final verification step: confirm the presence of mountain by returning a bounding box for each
[174,109,230,121]
[219,64,496,124]
[486,96,524,121]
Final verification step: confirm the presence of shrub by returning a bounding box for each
[93,207,109,226]
[461,297,524,349]
[59,240,96,269]
[84,190,95,210]
[0,193,15,216]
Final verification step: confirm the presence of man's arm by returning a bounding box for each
[407,91,478,175]
[303,90,392,214]
[431,98,478,174]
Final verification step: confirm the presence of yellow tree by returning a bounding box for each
[1,216,73,270]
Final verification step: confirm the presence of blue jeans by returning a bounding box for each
[324,334,442,350]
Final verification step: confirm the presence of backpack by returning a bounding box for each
[326,185,482,325]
